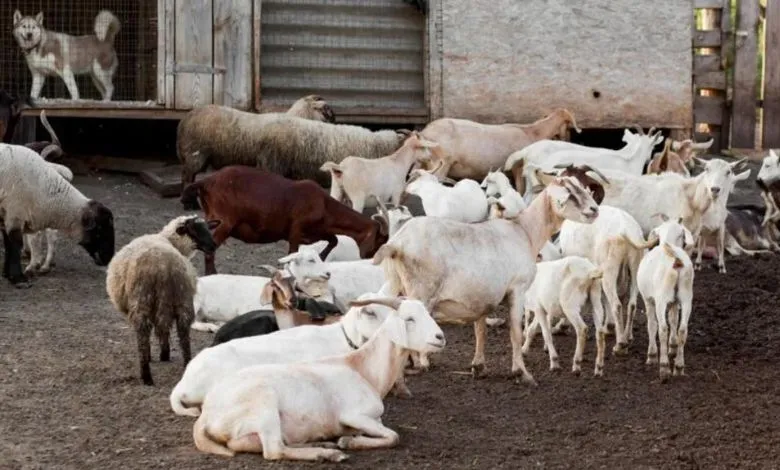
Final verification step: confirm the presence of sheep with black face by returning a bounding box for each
[106,215,217,386]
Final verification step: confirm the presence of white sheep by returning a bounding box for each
[320,132,439,213]
[191,296,446,461]
[403,165,489,223]
[637,219,695,382]
[0,143,115,286]
[106,215,218,385]
[170,284,413,417]
[521,256,605,375]
[693,158,751,273]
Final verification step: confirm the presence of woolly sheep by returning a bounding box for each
[0,143,115,286]
[177,105,407,187]
[106,215,218,386]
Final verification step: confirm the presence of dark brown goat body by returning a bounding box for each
[181,165,388,274]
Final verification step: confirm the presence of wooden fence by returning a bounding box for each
[693,0,778,152]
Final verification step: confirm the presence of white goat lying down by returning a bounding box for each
[403,163,489,223]
[522,256,605,376]
[373,170,599,385]
[191,296,446,462]
[170,285,416,417]
[637,218,695,382]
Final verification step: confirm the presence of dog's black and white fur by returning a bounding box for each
[12,10,121,101]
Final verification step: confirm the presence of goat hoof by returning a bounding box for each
[571,367,581,376]
[515,373,538,387]
[549,361,561,372]
[646,354,658,365]
[142,377,154,386]
[659,367,671,383]
[673,365,685,376]
[321,448,349,462]
[39,265,51,274]
[471,363,486,378]
[718,266,727,274]
[485,317,505,327]
[593,366,604,377]
[612,344,629,356]
[403,367,423,376]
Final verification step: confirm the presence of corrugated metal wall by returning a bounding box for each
[259,0,426,118]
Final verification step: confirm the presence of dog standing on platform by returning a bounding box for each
[12,10,121,101]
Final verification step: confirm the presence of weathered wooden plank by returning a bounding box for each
[694,54,722,73]
[174,0,214,109]
[253,0,262,110]
[719,0,732,151]
[732,0,760,148]
[695,95,726,125]
[164,0,175,108]
[695,71,727,90]
[694,0,724,9]
[693,30,722,47]
[213,0,253,109]
[762,0,780,148]
[136,5,147,100]
[157,0,166,104]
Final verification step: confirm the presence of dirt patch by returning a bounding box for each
[1,174,779,470]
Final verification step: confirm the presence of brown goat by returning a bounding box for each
[180,165,389,275]
[260,269,343,329]
[647,138,694,176]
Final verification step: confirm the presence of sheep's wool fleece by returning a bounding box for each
[0,143,87,232]
[106,233,198,318]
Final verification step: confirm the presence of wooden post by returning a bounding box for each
[762,0,780,147]
[732,0,760,148]
[253,0,262,111]
[719,0,732,149]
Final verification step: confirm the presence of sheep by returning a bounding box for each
[190,265,332,333]
[106,215,218,386]
[418,108,581,181]
[506,128,664,201]
[180,165,388,274]
[372,170,599,384]
[169,284,415,418]
[692,158,751,273]
[557,205,650,354]
[0,143,115,286]
[521,256,605,375]
[176,103,407,188]
[637,220,695,382]
[319,132,440,213]
[285,94,336,123]
[402,164,490,223]
[191,296,446,461]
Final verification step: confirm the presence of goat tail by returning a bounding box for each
[39,110,60,148]
[193,414,234,457]
[372,244,399,265]
[94,10,121,44]
[319,161,343,176]
[170,384,202,417]
[614,233,656,251]
[180,181,203,211]
[588,267,603,280]
[661,243,686,271]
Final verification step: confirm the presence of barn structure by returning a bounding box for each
[1,0,776,154]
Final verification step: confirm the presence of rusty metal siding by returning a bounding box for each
[259,0,427,116]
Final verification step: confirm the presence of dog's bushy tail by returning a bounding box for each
[94,10,121,44]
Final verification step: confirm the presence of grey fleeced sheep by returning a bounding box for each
[0,143,115,287]
[105,215,218,386]
[176,104,408,187]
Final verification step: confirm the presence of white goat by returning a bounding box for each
[170,285,417,417]
[506,129,664,202]
[637,219,695,382]
[481,169,527,217]
[372,170,599,385]
[320,132,439,213]
[521,256,605,375]
[757,150,780,228]
[403,165,489,223]
[191,296,446,462]
[694,157,750,273]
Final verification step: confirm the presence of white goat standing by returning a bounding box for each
[320,132,439,213]
[694,157,750,273]
[191,297,446,462]
[521,256,605,375]
[637,219,695,382]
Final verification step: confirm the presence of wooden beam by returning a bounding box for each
[694,0,724,8]
[694,54,722,73]
[164,0,175,108]
[762,0,780,147]
[732,0,760,148]
[695,70,727,90]
[253,0,262,111]
[695,95,726,125]
[693,30,722,47]
[157,0,166,104]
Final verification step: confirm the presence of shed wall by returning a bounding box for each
[434,0,693,128]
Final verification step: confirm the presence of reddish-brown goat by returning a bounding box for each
[180,165,389,275]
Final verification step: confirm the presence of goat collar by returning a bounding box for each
[340,323,361,350]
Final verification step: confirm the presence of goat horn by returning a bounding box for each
[553,163,574,170]
[260,264,280,275]
[730,157,748,168]
[441,176,457,185]
[648,126,657,136]
[348,296,403,311]
[40,144,63,161]
[430,159,445,177]
[632,125,645,135]
[579,164,610,184]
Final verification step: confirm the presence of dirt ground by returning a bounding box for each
[1,173,780,470]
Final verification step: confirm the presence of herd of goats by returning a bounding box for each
[3,91,780,462]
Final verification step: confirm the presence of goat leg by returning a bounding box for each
[5,228,30,287]
[204,222,232,275]
[318,234,339,261]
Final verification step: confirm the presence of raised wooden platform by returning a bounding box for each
[139,165,214,198]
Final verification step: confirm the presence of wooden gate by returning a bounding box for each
[158,0,254,110]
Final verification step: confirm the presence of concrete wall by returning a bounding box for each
[428,0,693,129]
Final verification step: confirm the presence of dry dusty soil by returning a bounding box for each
[1,173,779,470]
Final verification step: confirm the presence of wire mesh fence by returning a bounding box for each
[1,0,157,102]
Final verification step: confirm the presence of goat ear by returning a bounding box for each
[534,168,557,187]
[260,281,274,304]
[734,169,751,181]
[277,253,298,264]
[383,312,409,349]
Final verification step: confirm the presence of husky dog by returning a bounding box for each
[12,10,121,101]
